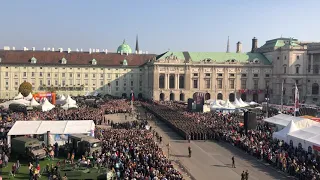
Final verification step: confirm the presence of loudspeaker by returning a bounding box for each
[244,111,257,134]
[187,98,194,111]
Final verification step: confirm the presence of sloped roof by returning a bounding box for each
[0,50,156,67]
[257,38,302,52]
[156,51,271,65]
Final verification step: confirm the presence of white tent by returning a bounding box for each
[0,99,30,109]
[239,98,249,107]
[61,103,78,109]
[210,100,224,109]
[30,98,40,107]
[14,93,24,100]
[264,114,318,129]
[287,125,320,150]
[7,120,95,147]
[93,91,99,97]
[273,120,298,142]
[233,98,244,108]
[249,101,259,105]
[24,93,33,101]
[58,95,66,101]
[222,99,236,109]
[41,98,55,112]
[65,95,76,105]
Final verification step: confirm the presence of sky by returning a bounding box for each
[1,0,319,54]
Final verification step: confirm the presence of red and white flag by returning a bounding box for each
[294,83,299,112]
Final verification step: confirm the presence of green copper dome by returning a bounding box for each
[117,39,132,54]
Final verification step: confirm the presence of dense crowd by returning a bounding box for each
[143,102,320,180]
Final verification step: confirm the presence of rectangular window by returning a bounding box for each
[62,73,65,77]
[193,73,198,77]
[85,74,88,78]
[265,74,270,77]
[40,72,43,77]
[241,79,246,89]
[205,73,210,77]
[69,79,72,85]
[69,73,72,78]
[217,79,222,89]
[85,80,88,86]
[77,80,80,85]
[193,79,198,88]
[265,80,270,88]
[55,73,58,77]
[254,80,259,89]
[253,74,258,77]
[55,80,58,86]
[116,81,119,86]
[5,80,9,86]
[39,80,43,85]
[5,72,9,77]
[217,73,223,77]
[139,81,142,87]
[283,67,287,74]
[107,74,111,79]
[62,80,65,86]
[47,80,51,86]
[230,74,235,77]
[205,79,210,89]
[92,74,96,78]
[123,87,126,91]
[47,73,50,77]
[296,66,300,74]
[131,81,134,86]
[100,81,104,86]
[77,73,80,78]
[116,74,119,78]
[241,74,247,77]
[116,87,119,91]
[100,74,104,78]
[23,72,27,77]
[124,83,126,87]
[31,72,35,77]
[15,81,18,86]
[229,79,235,89]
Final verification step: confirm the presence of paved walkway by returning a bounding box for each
[134,106,290,180]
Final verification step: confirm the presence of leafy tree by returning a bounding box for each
[18,81,32,97]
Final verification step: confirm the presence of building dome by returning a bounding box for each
[117,39,132,54]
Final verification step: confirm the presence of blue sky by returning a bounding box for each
[0,0,319,53]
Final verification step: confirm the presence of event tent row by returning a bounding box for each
[208,98,253,110]
[265,114,320,151]
[7,120,95,147]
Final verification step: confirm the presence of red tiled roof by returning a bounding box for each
[0,50,156,67]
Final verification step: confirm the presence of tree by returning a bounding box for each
[18,81,32,97]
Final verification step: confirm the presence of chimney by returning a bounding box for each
[121,50,123,55]
[47,47,51,51]
[67,48,71,53]
[24,47,27,51]
[59,48,63,53]
[236,41,242,53]
[32,47,35,51]
[93,49,96,53]
[251,37,258,52]
[96,49,100,53]
[135,50,138,54]
[52,48,54,52]
[105,49,108,54]
[89,48,92,54]
[12,47,15,50]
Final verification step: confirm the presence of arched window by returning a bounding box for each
[312,83,319,95]
[283,65,287,74]
[179,93,185,101]
[159,93,165,101]
[229,93,235,102]
[205,93,211,100]
[159,74,165,89]
[217,93,223,100]
[295,66,300,74]
[169,75,175,89]
[170,93,175,101]
[179,75,185,89]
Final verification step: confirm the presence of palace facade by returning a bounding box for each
[0,36,320,104]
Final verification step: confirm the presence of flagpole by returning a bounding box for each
[281,79,284,112]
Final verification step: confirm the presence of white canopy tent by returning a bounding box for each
[0,99,30,109]
[287,125,320,150]
[14,93,24,100]
[264,114,309,128]
[7,120,95,147]
[273,120,298,142]
[65,95,76,105]
[24,93,33,101]
[59,95,66,100]
[56,95,66,105]
[239,98,249,107]
[249,101,259,105]
[222,99,236,109]
[29,98,40,107]
[61,103,78,110]
[233,98,244,108]
[210,100,224,109]
[40,98,55,112]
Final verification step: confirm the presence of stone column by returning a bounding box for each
[185,67,191,90]
[176,74,179,89]
[165,74,168,89]
[311,54,314,74]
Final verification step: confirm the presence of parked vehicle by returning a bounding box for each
[11,136,46,160]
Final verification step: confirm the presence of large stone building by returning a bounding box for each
[0,36,319,104]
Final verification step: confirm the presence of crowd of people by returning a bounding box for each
[143,101,320,180]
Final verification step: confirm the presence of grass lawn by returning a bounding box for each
[1,156,106,180]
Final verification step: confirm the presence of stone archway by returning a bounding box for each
[170,93,175,101]
[122,93,127,99]
[138,93,143,99]
[205,93,211,100]
[229,93,235,102]
[253,93,258,102]
[241,93,247,101]
[217,93,223,100]
[180,93,185,101]
[160,93,165,101]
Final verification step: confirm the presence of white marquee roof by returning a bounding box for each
[264,114,309,127]
[8,120,95,136]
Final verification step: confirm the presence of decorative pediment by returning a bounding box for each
[252,68,260,73]
[92,59,97,65]
[216,68,224,73]
[204,68,212,72]
[228,68,236,73]
[192,68,199,72]
[169,67,176,72]
[240,68,248,73]
[30,57,37,64]
[159,67,166,72]
[61,57,67,64]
